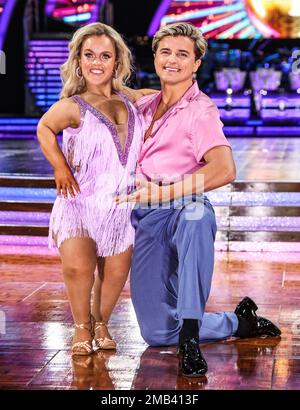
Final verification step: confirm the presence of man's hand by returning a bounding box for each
[54,165,81,199]
[122,86,159,103]
[115,179,162,205]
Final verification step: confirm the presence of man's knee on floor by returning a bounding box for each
[141,328,170,347]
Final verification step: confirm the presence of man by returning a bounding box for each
[117,22,281,377]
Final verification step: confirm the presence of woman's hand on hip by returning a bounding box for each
[54,165,81,199]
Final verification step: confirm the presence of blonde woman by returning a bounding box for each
[37,23,152,355]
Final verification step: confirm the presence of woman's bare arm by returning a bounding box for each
[37,98,81,198]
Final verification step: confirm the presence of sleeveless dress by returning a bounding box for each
[48,92,143,257]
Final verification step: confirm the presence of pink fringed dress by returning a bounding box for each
[48,92,143,257]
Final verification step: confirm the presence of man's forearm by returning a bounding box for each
[161,161,235,201]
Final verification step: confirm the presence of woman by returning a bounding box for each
[37,22,153,355]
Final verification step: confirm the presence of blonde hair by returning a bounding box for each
[152,22,207,60]
[60,22,132,99]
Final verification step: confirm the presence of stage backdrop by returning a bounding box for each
[148,0,300,39]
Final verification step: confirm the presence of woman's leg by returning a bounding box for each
[92,246,132,339]
[59,237,97,345]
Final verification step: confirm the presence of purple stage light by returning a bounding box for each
[219,108,251,119]
[30,40,69,45]
[45,0,106,26]
[3,212,297,231]
[0,125,37,131]
[0,242,59,256]
[207,191,300,207]
[0,118,38,124]
[0,0,16,49]
[212,95,251,108]
[45,0,56,18]
[26,39,70,111]
[0,237,298,255]
[149,1,300,39]
[30,52,68,57]
[0,211,50,223]
[0,187,56,200]
[261,109,300,120]
[223,126,254,135]
[0,188,299,209]
[148,0,172,36]
[261,96,300,108]
[256,126,300,136]
[148,0,261,39]
[216,216,300,231]
[224,241,300,253]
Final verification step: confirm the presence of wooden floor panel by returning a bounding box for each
[0,251,299,390]
[1,138,300,181]
[272,358,300,390]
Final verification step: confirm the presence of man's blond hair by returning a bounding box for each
[152,22,207,60]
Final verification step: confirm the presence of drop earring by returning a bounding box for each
[113,68,118,79]
[76,66,83,79]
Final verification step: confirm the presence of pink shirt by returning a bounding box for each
[136,81,231,183]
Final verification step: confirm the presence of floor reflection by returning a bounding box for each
[235,337,281,379]
[131,337,281,390]
[37,334,282,389]
[71,350,116,390]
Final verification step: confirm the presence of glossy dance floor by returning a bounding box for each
[0,136,299,390]
[1,137,300,180]
[0,251,299,390]
[230,138,300,181]
[0,138,300,181]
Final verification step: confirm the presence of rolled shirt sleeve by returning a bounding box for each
[190,102,231,163]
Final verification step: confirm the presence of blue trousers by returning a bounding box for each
[130,196,238,346]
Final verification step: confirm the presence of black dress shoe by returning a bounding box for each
[235,297,281,338]
[178,338,208,377]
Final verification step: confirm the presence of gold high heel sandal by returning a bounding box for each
[71,316,95,356]
[94,322,116,350]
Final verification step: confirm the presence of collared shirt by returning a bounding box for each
[135,81,231,183]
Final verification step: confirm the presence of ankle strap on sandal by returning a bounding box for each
[95,321,108,329]
[74,314,95,330]
[74,321,92,330]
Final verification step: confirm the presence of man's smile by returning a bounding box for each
[163,66,180,72]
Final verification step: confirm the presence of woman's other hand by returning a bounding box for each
[54,165,81,199]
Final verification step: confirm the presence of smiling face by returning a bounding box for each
[154,35,201,86]
[79,34,117,89]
